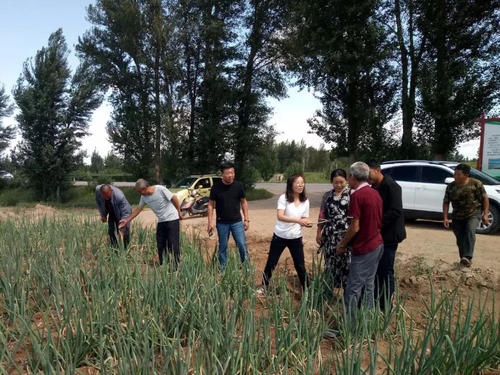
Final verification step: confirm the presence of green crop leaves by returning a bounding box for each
[0,215,498,374]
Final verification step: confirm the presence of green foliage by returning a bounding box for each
[276,140,306,173]
[238,165,261,190]
[0,185,271,207]
[305,144,331,172]
[245,188,273,201]
[0,85,15,156]
[103,152,123,170]
[78,0,287,185]
[0,188,37,206]
[71,169,133,183]
[416,0,500,158]
[284,0,398,160]
[255,152,277,181]
[89,149,104,173]
[303,172,329,184]
[284,161,304,178]
[13,29,102,202]
[0,216,498,373]
[233,0,288,184]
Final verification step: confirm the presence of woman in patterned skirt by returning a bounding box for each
[316,169,351,289]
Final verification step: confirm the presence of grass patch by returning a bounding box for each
[246,188,274,201]
[0,185,273,207]
[0,186,141,208]
[304,171,330,183]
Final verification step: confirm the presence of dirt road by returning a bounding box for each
[134,184,500,287]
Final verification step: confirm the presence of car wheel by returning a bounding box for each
[476,204,499,234]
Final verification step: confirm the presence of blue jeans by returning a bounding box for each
[216,221,249,268]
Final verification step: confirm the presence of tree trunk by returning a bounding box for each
[153,43,162,184]
[433,0,450,159]
[235,3,263,181]
[395,0,412,157]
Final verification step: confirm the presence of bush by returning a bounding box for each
[0,186,142,208]
[71,169,134,182]
[246,188,273,201]
[284,162,304,178]
[0,188,37,206]
[239,166,261,190]
[322,159,350,181]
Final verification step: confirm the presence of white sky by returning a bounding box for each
[0,0,481,162]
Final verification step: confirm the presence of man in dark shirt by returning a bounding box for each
[208,162,250,269]
[337,162,383,320]
[367,160,406,311]
[96,184,132,248]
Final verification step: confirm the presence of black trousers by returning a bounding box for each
[108,217,130,249]
[262,234,308,289]
[157,220,180,266]
[451,214,481,260]
[374,243,398,311]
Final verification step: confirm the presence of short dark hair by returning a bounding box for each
[285,174,307,203]
[100,184,112,193]
[365,160,381,169]
[220,162,235,173]
[330,168,347,182]
[455,163,471,176]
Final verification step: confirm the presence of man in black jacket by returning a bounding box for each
[367,160,406,311]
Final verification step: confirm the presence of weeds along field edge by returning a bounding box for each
[0,215,498,374]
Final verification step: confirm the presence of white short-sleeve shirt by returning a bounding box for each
[139,185,179,222]
[273,194,310,239]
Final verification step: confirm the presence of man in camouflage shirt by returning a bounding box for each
[443,163,489,267]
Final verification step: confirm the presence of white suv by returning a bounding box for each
[381,161,500,234]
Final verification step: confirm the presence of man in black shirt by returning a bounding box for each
[208,162,250,269]
[367,160,406,311]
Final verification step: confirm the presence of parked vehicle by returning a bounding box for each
[0,170,14,180]
[173,175,222,205]
[381,160,500,234]
[180,189,210,218]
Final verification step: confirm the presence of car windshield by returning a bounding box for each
[174,177,197,188]
[449,166,500,185]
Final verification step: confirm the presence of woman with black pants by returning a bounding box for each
[257,174,311,294]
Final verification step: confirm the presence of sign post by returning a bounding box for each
[476,114,500,178]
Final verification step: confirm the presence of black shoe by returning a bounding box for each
[460,257,471,267]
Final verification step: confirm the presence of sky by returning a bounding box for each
[0,0,480,162]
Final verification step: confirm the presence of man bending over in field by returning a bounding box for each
[96,184,132,249]
[119,179,182,267]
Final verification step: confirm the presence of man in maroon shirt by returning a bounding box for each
[337,162,383,320]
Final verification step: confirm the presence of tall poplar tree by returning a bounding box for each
[416,0,500,159]
[233,0,287,185]
[0,86,15,158]
[285,0,398,161]
[78,0,181,182]
[14,29,102,201]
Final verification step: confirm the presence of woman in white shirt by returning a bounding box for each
[258,174,311,294]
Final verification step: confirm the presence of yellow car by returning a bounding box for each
[173,175,222,205]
